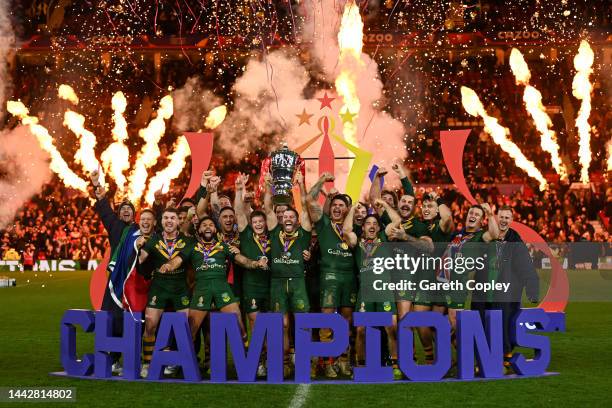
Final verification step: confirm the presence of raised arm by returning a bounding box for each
[208,176,221,217]
[430,191,454,233]
[344,204,359,248]
[308,172,332,201]
[391,158,415,196]
[234,173,249,232]
[375,198,400,225]
[482,203,500,242]
[306,172,334,224]
[263,173,278,231]
[369,167,386,209]
[296,171,312,232]
[90,170,126,244]
[196,170,213,219]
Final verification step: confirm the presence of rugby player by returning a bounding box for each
[305,172,356,378]
[136,208,193,378]
[235,173,271,377]
[161,216,266,343]
[412,191,454,364]
[384,161,434,321]
[345,199,403,379]
[437,203,499,346]
[264,172,312,378]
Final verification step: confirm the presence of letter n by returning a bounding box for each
[457,310,503,379]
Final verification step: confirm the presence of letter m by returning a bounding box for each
[210,313,283,382]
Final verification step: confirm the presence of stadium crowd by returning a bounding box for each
[2,0,610,265]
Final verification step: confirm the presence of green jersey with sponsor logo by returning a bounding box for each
[239,225,271,290]
[270,225,311,278]
[180,239,234,280]
[315,214,355,275]
[142,232,193,279]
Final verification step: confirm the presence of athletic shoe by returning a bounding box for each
[140,363,149,379]
[337,359,352,377]
[111,362,123,376]
[324,363,338,378]
[256,363,267,378]
[393,367,403,380]
[164,365,179,376]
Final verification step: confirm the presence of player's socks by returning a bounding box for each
[424,346,434,364]
[143,335,155,365]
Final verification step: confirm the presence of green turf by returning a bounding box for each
[0,270,610,407]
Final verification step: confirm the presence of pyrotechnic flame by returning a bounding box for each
[509,48,567,180]
[205,105,227,129]
[144,136,190,205]
[572,40,594,184]
[127,95,174,204]
[460,87,547,190]
[58,84,79,105]
[6,101,88,192]
[63,110,102,179]
[334,0,363,147]
[101,91,130,191]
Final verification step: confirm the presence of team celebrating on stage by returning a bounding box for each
[91,157,538,380]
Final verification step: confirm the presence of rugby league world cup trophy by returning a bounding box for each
[258,142,305,205]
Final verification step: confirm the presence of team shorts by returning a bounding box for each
[270,277,310,313]
[147,277,190,310]
[190,278,238,311]
[320,272,357,309]
[242,286,270,313]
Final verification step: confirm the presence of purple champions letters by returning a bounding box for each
[59,309,560,382]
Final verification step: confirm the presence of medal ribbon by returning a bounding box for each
[163,235,177,258]
[332,222,346,245]
[253,233,270,256]
[362,238,381,265]
[280,231,298,253]
[200,241,222,261]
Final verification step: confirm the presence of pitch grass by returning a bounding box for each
[0,270,610,408]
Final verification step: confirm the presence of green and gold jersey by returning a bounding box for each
[315,214,354,275]
[142,232,193,279]
[354,232,387,276]
[269,225,311,278]
[426,218,452,243]
[180,239,234,280]
[239,226,271,288]
[400,215,429,238]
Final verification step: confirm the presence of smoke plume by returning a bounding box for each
[0,126,53,229]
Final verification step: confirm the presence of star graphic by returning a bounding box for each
[296,108,313,126]
[340,109,356,124]
[317,92,335,110]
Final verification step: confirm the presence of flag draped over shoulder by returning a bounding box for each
[107,225,146,314]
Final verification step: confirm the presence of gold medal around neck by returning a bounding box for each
[340,242,349,250]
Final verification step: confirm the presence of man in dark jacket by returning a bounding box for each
[91,170,136,375]
[472,205,539,372]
